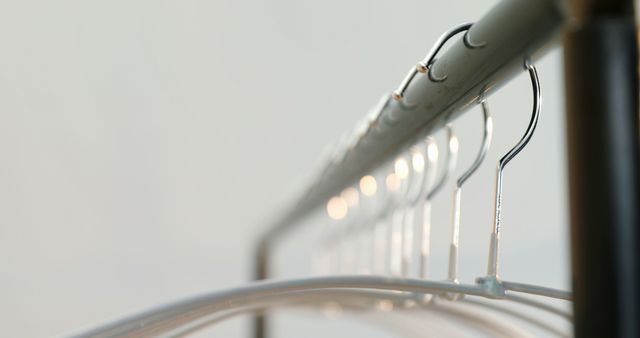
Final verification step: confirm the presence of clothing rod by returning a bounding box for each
[259,0,566,245]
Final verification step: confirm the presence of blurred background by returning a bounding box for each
[0,0,569,337]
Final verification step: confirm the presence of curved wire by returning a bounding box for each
[460,298,570,338]
[448,101,494,286]
[505,293,573,320]
[423,301,534,338]
[393,22,475,101]
[165,289,511,338]
[64,275,570,338]
[487,61,540,277]
[163,289,566,338]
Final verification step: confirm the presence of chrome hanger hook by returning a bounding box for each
[487,60,541,278]
[393,22,486,102]
[446,100,494,292]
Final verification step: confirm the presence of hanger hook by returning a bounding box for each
[393,22,485,102]
[487,60,541,278]
[446,99,494,293]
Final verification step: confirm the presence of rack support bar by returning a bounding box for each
[564,1,640,336]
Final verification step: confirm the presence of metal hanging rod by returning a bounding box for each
[260,0,566,246]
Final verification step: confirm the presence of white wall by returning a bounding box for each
[0,0,569,337]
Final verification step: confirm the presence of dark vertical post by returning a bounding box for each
[564,1,640,337]
[252,241,269,338]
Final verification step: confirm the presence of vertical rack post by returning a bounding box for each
[563,1,640,337]
[253,241,269,338]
